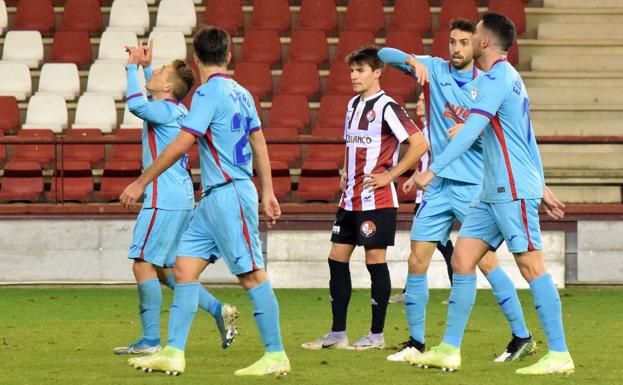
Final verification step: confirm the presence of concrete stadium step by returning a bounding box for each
[538,22,623,40]
[531,54,623,71]
[518,41,623,70]
[548,185,621,204]
[522,72,623,88]
[527,86,623,105]
[540,144,623,170]
[532,118,622,136]
[544,0,623,7]
[526,8,623,36]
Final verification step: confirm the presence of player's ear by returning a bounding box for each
[162,81,173,93]
[226,51,232,65]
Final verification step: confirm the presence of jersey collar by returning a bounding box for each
[448,62,478,80]
[361,89,384,102]
[491,57,508,68]
[164,98,180,105]
[207,72,232,81]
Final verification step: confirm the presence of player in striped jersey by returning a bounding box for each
[302,46,429,351]
[114,42,237,356]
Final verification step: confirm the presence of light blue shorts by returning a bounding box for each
[176,179,264,275]
[128,208,193,268]
[459,198,542,253]
[410,177,481,245]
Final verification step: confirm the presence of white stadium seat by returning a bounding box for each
[120,103,144,129]
[2,31,44,68]
[149,30,187,63]
[86,62,127,100]
[0,62,32,100]
[38,63,80,100]
[22,94,69,133]
[0,1,8,36]
[98,30,139,63]
[155,0,197,35]
[108,0,150,35]
[72,94,118,133]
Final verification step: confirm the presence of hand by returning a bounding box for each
[119,181,145,211]
[447,123,464,139]
[339,170,347,191]
[140,39,153,68]
[402,173,417,193]
[542,185,565,220]
[406,55,429,86]
[363,170,394,191]
[125,45,141,65]
[262,193,281,229]
[412,170,435,190]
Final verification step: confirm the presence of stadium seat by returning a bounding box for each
[267,94,311,133]
[50,31,93,69]
[0,161,44,202]
[344,0,384,33]
[0,131,5,164]
[488,0,526,35]
[326,61,354,95]
[250,0,291,33]
[396,171,415,202]
[37,63,81,100]
[60,0,103,36]
[385,29,424,55]
[307,125,344,166]
[108,0,150,35]
[202,0,244,36]
[390,0,432,33]
[22,94,68,133]
[182,83,199,110]
[110,128,142,163]
[270,161,292,200]
[97,30,139,63]
[431,29,451,59]
[298,0,337,33]
[149,30,187,63]
[155,0,197,35]
[0,97,20,134]
[287,30,329,66]
[264,126,301,164]
[63,129,105,166]
[277,62,320,99]
[47,161,94,202]
[12,0,55,35]
[72,94,117,133]
[297,160,341,202]
[120,104,144,129]
[317,94,353,127]
[438,0,479,31]
[0,63,32,101]
[0,1,8,36]
[98,160,142,202]
[2,31,44,68]
[381,65,417,101]
[334,30,375,63]
[12,129,56,166]
[233,62,273,100]
[240,30,282,66]
[85,63,127,100]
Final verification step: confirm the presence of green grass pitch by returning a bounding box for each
[0,287,621,385]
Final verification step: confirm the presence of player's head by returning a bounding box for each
[146,59,195,100]
[192,26,232,68]
[449,19,476,70]
[473,12,516,59]
[346,46,384,96]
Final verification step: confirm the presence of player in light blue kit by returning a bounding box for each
[411,13,574,375]
[379,19,534,363]
[120,28,289,377]
[113,42,238,356]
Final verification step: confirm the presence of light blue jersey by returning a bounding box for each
[180,73,261,190]
[429,58,544,203]
[126,64,195,210]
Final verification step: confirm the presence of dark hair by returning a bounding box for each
[193,26,230,66]
[450,18,476,34]
[346,45,384,71]
[169,59,195,101]
[481,12,516,51]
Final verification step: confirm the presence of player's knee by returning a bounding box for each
[408,251,431,274]
[450,253,476,275]
[477,252,499,275]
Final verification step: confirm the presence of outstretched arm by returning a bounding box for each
[378,47,429,85]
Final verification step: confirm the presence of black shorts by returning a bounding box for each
[330,208,397,248]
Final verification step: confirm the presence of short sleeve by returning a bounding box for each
[180,85,219,137]
[383,102,421,143]
[470,71,509,119]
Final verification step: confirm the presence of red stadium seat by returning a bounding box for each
[385,29,424,55]
[0,96,20,134]
[390,0,432,33]
[234,62,273,100]
[0,131,6,165]
[264,126,301,164]
[12,129,56,167]
[297,160,341,202]
[268,94,310,133]
[63,129,105,166]
[250,0,291,34]
[431,29,450,59]
[182,83,199,110]
[438,0,479,31]
[240,30,282,66]
[277,62,320,99]
[396,170,416,203]
[47,161,93,202]
[326,61,354,95]
[344,0,384,33]
[110,129,142,163]
[307,126,344,166]
[381,65,417,101]
[488,0,526,35]
[317,94,353,127]
[98,160,142,202]
[50,31,93,69]
[298,0,338,33]
[335,30,375,63]
[0,161,44,202]
[203,0,244,36]
[60,0,103,36]
[288,30,329,66]
[258,160,292,200]
[13,0,55,35]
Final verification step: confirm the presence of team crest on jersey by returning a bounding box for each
[471,87,478,100]
[360,221,377,238]
[366,110,376,122]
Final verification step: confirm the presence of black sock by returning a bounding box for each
[437,240,454,285]
[367,263,391,334]
[329,258,351,332]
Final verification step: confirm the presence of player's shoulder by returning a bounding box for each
[483,60,516,83]
[378,92,400,107]
[347,94,361,108]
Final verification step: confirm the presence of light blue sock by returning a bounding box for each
[165,274,221,319]
[486,267,530,338]
[405,273,428,344]
[442,274,477,348]
[166,282,200,351]
[248,281,284,353]
[530,274,568,352]
[138,278,162,345]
